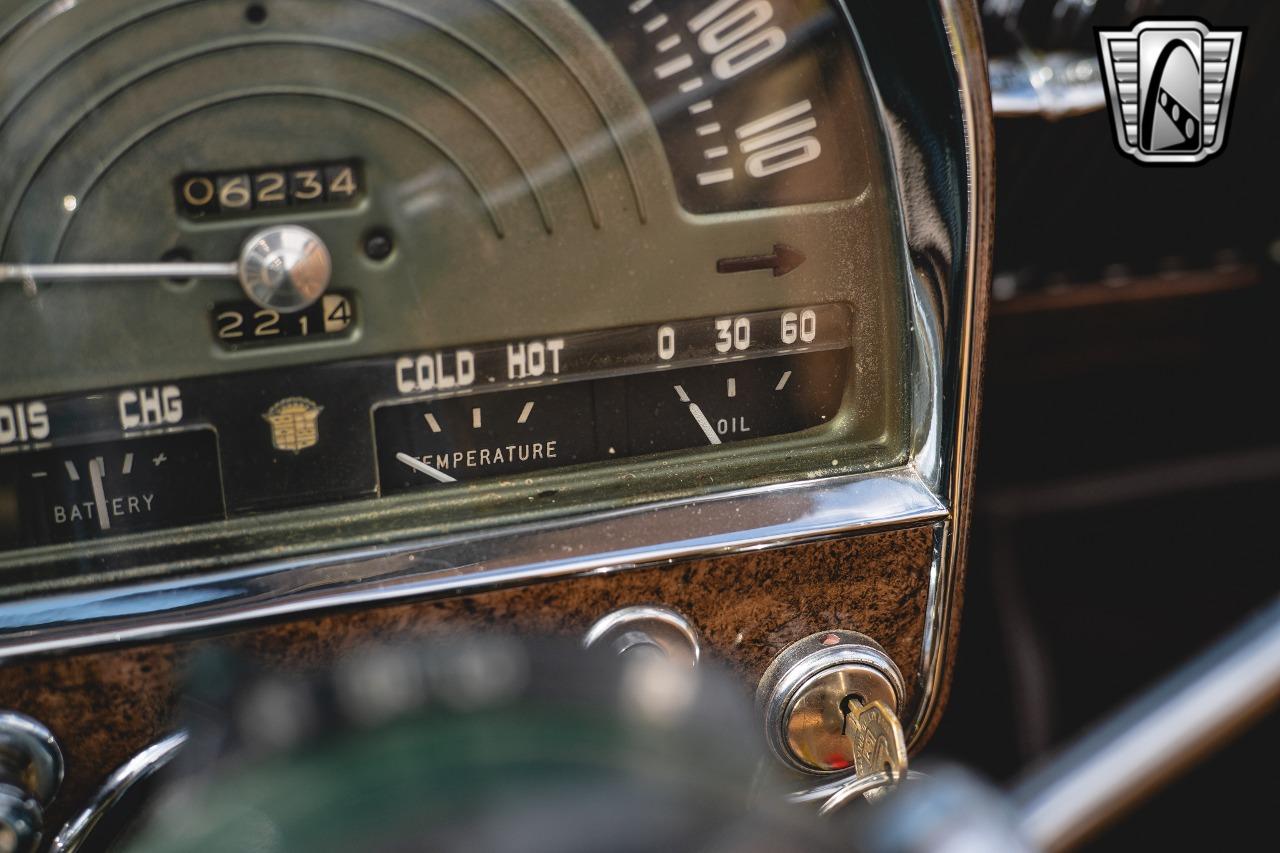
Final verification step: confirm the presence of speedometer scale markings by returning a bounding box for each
[585,0,875,212]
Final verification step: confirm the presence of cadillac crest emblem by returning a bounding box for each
[264,397,323,453]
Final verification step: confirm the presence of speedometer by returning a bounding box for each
[0,0,907,565]
[579,0,873,212]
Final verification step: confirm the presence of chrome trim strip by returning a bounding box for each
[989,51,1106,119]
[907,0,991,748]
[51,731,189,853]
[882,0,991,747]
[0,466,945,661]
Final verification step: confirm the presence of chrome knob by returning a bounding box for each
[583,606,701,668]
[0,713,63,853]
[237,224,332,312]
[756,630,906,774]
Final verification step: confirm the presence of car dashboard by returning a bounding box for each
[3,0,993,848]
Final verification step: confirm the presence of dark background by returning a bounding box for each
[924,1,1279,848]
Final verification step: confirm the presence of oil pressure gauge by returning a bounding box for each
[625,350,846,456]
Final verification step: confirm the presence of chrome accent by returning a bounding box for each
[1011,593,1280,851]
[51,731,188,853]
[0,262,238,282]
[898,0,992,748]
[990,51,1106,119]
[0,0,991,758]
[756,631,905,775]
[0,713,62,805]
[583,606,701,668]
[237,224,332,312]
[0,467,944,660]
[0,712,63,853]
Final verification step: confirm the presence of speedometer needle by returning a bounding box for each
[1,224,331,313]
[0,261,238,281]
[674,385,722,446]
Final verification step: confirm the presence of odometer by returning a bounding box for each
[0,0,905,564]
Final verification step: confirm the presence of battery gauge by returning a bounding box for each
[0,430,225,549]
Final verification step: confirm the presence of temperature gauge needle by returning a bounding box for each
[395,452,457,483]
[88,457,111,531]
[674,385,722,446]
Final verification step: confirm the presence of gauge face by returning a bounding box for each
[373,311,850,492]
[577,0,871,213]
[0,431,224,548]
[0,0,905,558]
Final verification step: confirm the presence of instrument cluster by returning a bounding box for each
[0,0,910,583]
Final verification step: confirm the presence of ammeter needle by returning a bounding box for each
[88,457,111,531]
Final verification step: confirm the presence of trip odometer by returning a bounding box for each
[0,0,901,565]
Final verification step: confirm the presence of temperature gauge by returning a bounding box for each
[374,383,606,493]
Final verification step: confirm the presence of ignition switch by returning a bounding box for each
[756,630,906,774]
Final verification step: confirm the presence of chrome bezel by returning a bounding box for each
[0,0,991,749]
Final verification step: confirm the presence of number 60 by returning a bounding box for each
[781,309,816,344]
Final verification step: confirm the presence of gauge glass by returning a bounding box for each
[0,0,906,559]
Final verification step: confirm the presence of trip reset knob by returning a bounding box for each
[756,630,906,774]
[583,606,701,668]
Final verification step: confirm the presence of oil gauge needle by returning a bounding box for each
[674,385,722,446]
[88,457,111,531]
[395,452,457,483]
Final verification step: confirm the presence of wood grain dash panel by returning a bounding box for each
[2,525,936,833]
